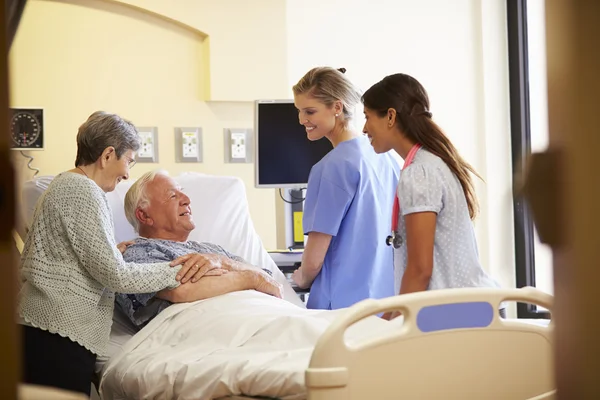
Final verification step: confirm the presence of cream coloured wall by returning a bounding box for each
[11,0,289,101]
[10,0,289,249]
[94,0,290,101]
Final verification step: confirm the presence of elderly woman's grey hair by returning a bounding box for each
[75,111,141,167]
[124,169,169,233]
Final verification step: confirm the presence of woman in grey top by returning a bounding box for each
[18,111,218,396]
[362,74,501,320]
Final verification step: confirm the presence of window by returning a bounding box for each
[507,0,552,318]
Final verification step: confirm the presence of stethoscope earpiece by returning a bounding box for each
[386,235,393,246]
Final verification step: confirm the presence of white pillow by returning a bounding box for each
[20,175,54,233]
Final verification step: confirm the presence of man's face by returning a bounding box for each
[142,174,195,235]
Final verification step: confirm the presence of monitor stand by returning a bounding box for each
[279,188,306,250]
[289,188,305,250]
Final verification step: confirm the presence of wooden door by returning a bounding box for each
[543,1,600,398]
[0,1,20,399]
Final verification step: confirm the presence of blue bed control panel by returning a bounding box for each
[416,301,494,333]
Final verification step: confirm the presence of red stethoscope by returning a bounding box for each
[386,143,422,248]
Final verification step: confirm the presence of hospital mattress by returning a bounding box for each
[99,290,393,400]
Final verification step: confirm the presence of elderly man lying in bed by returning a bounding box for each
[114,170,283,329]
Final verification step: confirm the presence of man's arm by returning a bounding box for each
[194,242,273,276]
[157,269,282,302]
[117,241,282,329]
[220,256,273,276]
[185,245,274,278]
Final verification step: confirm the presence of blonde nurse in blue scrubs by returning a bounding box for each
[291,67,400,310]
[361,73,501,320]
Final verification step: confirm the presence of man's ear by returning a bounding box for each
[100,146,115,168]
[135,207,153,227]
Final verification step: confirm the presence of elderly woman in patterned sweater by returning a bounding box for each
[18,111,220,396]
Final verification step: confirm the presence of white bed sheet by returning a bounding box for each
[95,306,138,376]
[99,291,392,400]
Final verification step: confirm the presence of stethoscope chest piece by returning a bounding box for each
[386,232,403,249]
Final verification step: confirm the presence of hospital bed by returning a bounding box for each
[20,172,555,400]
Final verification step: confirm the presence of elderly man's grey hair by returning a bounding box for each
[75,111,141,167]
[124,169,170,233]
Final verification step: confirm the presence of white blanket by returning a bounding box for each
[100,291,390,400]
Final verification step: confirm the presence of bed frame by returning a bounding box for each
[221,287,554,400]
[305,287,554,400]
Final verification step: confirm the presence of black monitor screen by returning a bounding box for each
[255,101,333,188]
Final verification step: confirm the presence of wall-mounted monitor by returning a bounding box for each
[254,99,333,188]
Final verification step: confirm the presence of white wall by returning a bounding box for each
[286,0,516,301]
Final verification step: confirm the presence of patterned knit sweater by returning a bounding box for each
[18,172,181,356]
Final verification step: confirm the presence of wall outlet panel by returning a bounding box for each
[224,128,252,164]
[231,132,246,159]
[136,127,159,163]
[175,127,203,163]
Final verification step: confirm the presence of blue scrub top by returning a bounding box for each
[303,136,400,310]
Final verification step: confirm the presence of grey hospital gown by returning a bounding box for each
[115,237,270,329]
[393,148,500,293]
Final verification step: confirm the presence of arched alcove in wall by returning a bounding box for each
[9,0,291,250]
[33,0,210,100]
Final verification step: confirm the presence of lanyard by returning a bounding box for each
[387,143,421,248]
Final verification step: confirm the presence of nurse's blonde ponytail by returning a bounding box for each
[292,67,361,123]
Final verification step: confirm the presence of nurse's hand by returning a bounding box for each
[292,268,311,289]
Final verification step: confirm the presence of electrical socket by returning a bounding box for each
[136,127,159,163]
[175,127,202,163]
[182,132,198,158]
[231,132,246,159]
[139,132,154,158]
[224,128,252,163]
